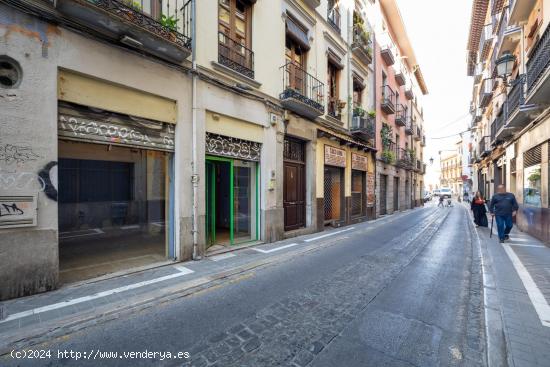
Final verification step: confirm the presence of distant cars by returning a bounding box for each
[439,188,452,198]
[423,192,432,203]
[433,189,441,197]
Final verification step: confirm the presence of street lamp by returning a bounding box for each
[429,157,434,165]
[495,52,516,85]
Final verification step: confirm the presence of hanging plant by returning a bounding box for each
[381,123,393,149]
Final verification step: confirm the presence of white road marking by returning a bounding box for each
[209,253,236,261]
[304,227,355,242]
[502,244,550,327]
[507,237,534,243]
[253,243,299,254]
[0,266,194,324]
[509,243,547,248]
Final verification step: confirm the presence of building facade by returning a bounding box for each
[466,0,550,243]
[0,0,428,300]
[371,0,428,216]
[440,140,464,195]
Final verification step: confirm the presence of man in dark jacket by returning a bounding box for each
[489,185,519,243]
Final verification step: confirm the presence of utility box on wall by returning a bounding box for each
[0,196,38,229]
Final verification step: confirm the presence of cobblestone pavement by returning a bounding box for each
[1,205,490,367]
[177,207,485,367]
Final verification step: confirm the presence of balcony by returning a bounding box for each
[479,136,491,158]
[327,6,341,33]
[414,126,421,141]
[395,104,407,126]
[380,85,396,114]
[396,148,414,170]
[507,74,532,128]
[380,36,396,66]
[405,119,414,135]
[526,24,550,105]
[280,62,325,119]
[405,85,414,100]
[474,63,483,84]
[509,0,537,24]
[351,115,376,147]
[479,78,493,107]
[492,105,513,144]
[381,141,398,165]
[394,65,406,86]
[352,24,373,65]
[472,107,483,125]
[218,32,255,79]
[302,0,320,9]
[479,23,494,60]
[55,0,192,63]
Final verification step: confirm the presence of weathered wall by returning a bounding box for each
[0,5,192,299]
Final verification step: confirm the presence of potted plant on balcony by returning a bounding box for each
[119,0,143,22]
[381,149,396,165]
[367,110,376,119]
[160,14,180,41]
[353,106,365,117]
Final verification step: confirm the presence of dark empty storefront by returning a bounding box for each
[57,103,175,283]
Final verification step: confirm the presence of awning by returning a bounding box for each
[286,17,310,51]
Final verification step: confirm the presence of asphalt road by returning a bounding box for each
[4,204,486,367]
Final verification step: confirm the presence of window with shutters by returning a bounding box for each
[523,144,542,207]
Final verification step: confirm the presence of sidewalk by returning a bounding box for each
[473,210,550,367]
[0,208,420,355]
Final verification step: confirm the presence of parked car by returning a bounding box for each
[423,192,432,202]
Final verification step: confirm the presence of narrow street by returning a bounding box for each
[2,204,488,367]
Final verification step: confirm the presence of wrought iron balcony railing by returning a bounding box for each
[327,6,341,33]
[381,85,396,114]
[351,115,376,146]
[351,24,372,65]
[55,0,192,63]
[218,32,255,79]
[280,62,325,119]
[479,78,493,107]
[507,74,526,116]
[526,24,550,92]
[395,104,407,126]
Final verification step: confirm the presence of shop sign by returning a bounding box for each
[367,173,375,207]
[351,153,368,171]
[58,114,175,152]
[324,146,346,167]
[206,132,262,161]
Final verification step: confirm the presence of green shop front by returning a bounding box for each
[205,133,261,249]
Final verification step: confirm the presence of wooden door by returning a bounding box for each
[284,137,306,231]
[393,177,399,212]
[380,175,387,215]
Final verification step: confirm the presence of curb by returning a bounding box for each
[466,204,509,367]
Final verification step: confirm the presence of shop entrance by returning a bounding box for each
[58,142,173,284]
[380,175,387,215]
[206,156,258,249]
[324,166,344,223]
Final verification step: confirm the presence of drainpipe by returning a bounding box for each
[191,0,201,260]
[347,6,353,130]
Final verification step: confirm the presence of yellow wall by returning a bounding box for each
[205,111,264,143]
[58,70,177,123]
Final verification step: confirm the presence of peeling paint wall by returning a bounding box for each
[0,4,192,300]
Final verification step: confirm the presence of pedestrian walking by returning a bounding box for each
[470,191,488,227]
[438,195,444,208]
[489,184,519,243]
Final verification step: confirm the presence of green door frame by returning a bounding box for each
[206,155,259,246]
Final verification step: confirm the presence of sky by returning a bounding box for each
[396,0,474,188]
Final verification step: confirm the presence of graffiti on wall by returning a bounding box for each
[0,202,24,217]
[0,161,58,201]
[0,144,40,164]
